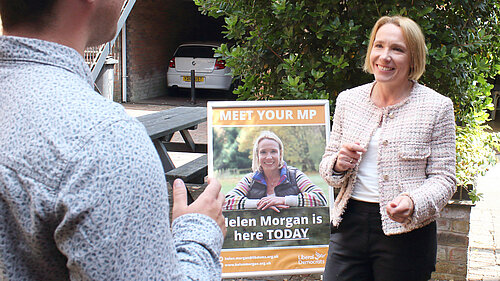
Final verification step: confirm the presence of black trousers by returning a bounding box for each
[323,200,436,281]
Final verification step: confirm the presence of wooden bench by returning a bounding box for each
[165,154,208,186]
[137,107,207,173]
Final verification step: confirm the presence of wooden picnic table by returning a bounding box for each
[137,106,207,173]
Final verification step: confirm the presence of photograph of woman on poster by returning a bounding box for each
[224,130,327,212]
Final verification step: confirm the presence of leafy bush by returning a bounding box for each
[456,126,500,202]
[195,0,500,196]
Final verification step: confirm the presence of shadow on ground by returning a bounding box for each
[130,88,237,108]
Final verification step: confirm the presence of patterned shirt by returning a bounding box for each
[224,164,327,209]
[0,36,223,280]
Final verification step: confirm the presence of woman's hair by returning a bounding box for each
[251,131,284,172]
[363,15,427,81]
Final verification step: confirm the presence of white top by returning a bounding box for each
[351,127,381,203]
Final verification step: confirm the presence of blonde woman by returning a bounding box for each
[320,16,456,280]
[225,131,327,212]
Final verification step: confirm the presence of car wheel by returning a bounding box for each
[167,86,179,96]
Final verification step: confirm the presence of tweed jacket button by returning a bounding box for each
[383,175,389,181]
[382,140,388,146]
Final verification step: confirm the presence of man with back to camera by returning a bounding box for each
[0,0,226,280]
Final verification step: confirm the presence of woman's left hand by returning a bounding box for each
[257,197,289,213]
[386,195,414,224]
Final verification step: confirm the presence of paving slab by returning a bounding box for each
[468,163,500,279]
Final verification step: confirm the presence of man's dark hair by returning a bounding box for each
[0,0,58,30]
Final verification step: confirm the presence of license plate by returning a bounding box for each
[182,76,205,82]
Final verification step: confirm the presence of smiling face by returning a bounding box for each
[369,23,411,86]
[257,138,281,173]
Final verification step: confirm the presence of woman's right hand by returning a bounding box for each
[334,142,367,173]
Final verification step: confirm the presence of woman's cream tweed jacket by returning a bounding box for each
[320,81,456,235]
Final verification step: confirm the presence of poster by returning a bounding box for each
[207,100,332,278]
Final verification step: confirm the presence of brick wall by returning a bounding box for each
[126,0,224,102]
[432,203,473,280]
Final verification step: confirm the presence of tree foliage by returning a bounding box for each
[213,127,250,170]
[195,0,499,125]
[456,126,500,201]
[197,0,500,194]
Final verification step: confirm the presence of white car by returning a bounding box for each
[167,43,233,92]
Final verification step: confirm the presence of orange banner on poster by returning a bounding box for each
[221,246,328,273]
[212,105,325,126]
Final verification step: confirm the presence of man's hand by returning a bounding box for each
[257,197,289,213]
[386,195,414,224]
[172,178,227,236]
